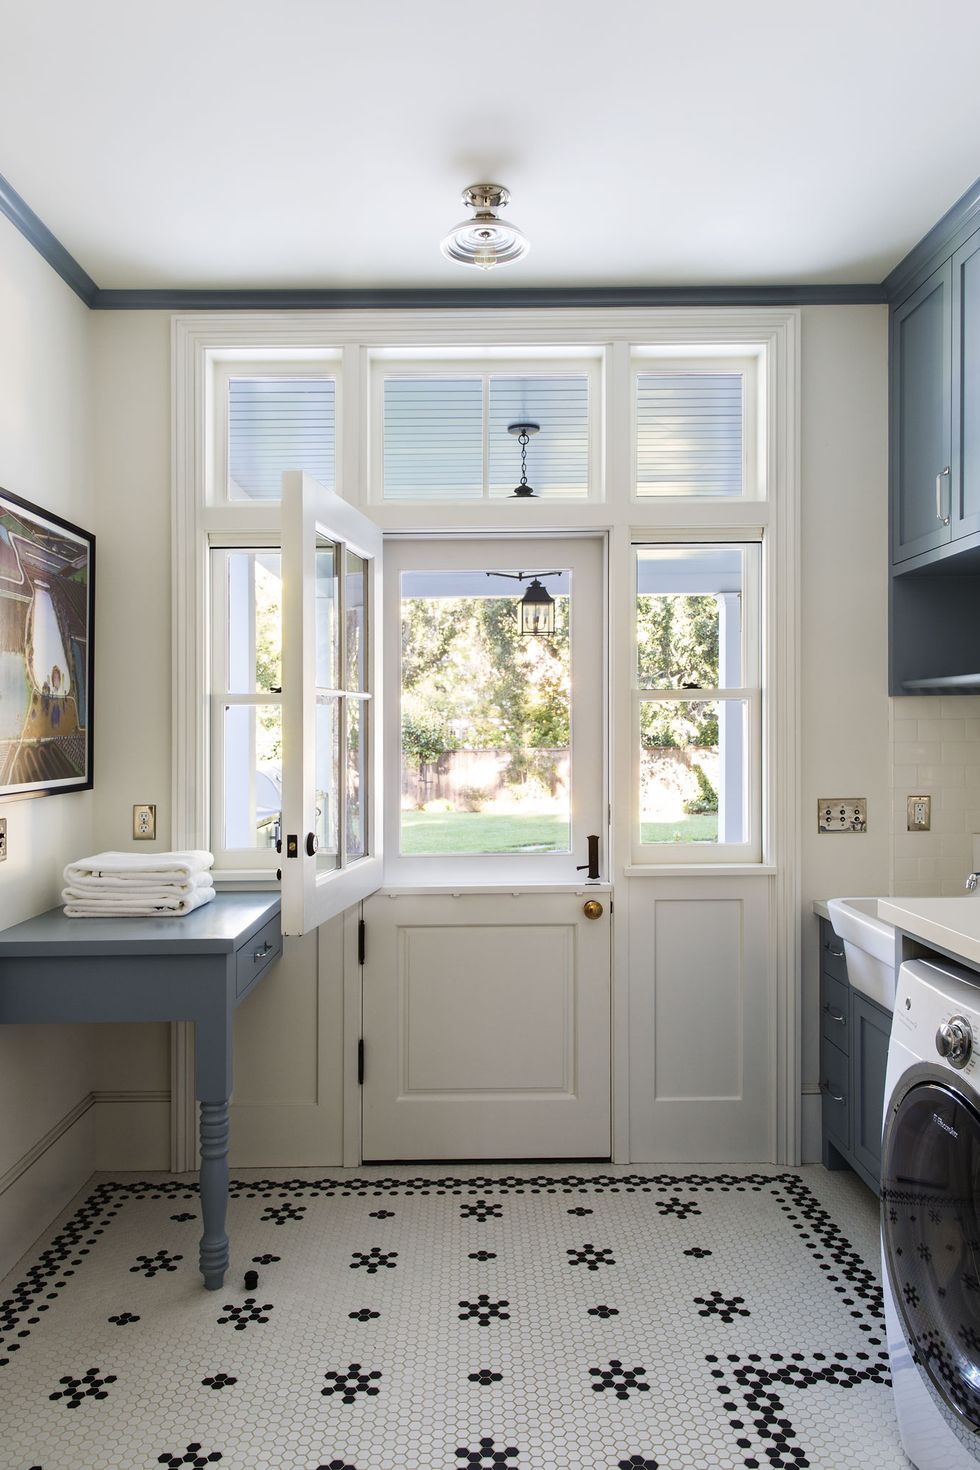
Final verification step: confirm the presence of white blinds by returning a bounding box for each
[382,374,590,500]
[636,372,743,496]
[228,377,336,500]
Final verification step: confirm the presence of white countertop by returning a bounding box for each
[878,897,980,969]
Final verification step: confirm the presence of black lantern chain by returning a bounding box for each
[508,421,540,497]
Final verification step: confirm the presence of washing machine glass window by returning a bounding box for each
[882,1076,980,1430]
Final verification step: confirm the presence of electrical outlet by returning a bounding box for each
[133,804,156,841]
[817,798,867,833]
[0,817,6,861]
[907,794,931,831]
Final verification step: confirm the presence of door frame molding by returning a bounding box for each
[171,307,801,1169]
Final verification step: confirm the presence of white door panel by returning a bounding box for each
[362,893,610,1160]
[627,875,770,1161]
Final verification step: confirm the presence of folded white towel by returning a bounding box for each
[62,886,216,919]
[63,871,215,898]
[62,877,215,907]
[64,850,214,886]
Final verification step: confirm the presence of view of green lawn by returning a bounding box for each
[400,809,718,853]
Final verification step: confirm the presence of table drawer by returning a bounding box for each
[820,972,849,1053]
[235,914,282,996]
[821,1037,850,1153]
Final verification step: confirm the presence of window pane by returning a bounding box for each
[228,376,336,501]
[346,551,367,692]
[222,704,281,849]
[225,551,282,694]
[315,698,340,872]
[347,698,366,861]
[636,372,743,496]
[399,570,571,855]
[488,375,590,498]
[316,539,338,690]
[636,546,746,689]
[382,378,483,501]
[638,699,747,845]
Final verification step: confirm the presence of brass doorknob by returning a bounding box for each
[583,899,603,920]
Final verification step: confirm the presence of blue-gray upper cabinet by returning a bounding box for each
[892,261,953,563]
[952,231,980,541]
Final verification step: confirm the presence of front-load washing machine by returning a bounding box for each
[881,956,980,1468]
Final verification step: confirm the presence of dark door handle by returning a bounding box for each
[576,834,600,881]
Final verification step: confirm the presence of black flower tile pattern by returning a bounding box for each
[0,1167,902,1470]
[456,1437,519,1466]
[49,1367,117,1407]
[170,1212,196,1223]
[321,1363,382,1403]
[216,1296,273,1330]
[158,1445,222,1467]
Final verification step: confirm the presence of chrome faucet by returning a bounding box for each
[967,872,980,891]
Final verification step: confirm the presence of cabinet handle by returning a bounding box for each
[937,465,951,526]
[823,942,844,958]
[253,941,273,961]
[820,1081,846,1104]
[822,1004,846,1024]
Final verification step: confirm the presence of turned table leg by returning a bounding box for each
[198,1099,230,1289]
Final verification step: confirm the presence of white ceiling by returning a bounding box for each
[4,0,980,290]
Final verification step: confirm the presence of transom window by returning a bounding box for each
[632,354,761,499]
[210,358,339,504]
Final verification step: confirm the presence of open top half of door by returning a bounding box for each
[280,471,383,935]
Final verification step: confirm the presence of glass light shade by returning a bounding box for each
[519,579,555,635]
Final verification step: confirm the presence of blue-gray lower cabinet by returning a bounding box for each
[819,918,892,1195]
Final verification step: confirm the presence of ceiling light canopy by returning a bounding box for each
[440,183,530,272]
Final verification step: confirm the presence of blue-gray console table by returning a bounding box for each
[0,892,281,1290]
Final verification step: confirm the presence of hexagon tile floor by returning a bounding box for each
[0,1164,909,1470]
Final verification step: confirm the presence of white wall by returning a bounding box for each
[890,696,980,896]
[0,217,98,1270]
[799,305,891,1155]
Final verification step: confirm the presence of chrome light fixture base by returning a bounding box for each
[441,182,530,271]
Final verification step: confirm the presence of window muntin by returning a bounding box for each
[632,355,760,499]
[633,543,761,861]
[373,358,598,502]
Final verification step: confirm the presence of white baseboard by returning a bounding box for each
[0,1088,173,1280]
[0,1095,96,1280]
[801,1087,822,1163]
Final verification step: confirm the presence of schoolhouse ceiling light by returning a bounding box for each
[440,183,530,272]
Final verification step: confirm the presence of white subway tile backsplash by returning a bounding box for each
[891,698,980,895]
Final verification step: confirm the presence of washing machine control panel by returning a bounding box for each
[935,1015,973,1069]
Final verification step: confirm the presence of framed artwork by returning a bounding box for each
[0,487,95,800]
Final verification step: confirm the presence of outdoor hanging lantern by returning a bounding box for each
[485,570,559,636]
[518,577,555,635]
[508,421,540,497]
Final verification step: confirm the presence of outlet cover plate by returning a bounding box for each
[133,804,156,841]
[818,798,867,833]
[907,794,931,831]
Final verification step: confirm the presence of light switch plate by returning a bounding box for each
[133,804,156,841]
[0,817,6,861]
[818,798,867,833]
[907,794,931,831]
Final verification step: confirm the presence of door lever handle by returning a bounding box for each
[576,834,600,881]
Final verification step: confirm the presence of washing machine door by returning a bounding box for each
[882,1072,980,1432]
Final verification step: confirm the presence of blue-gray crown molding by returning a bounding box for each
[3,161,978,310]
[0,171,97,306]
[884,174,980,304]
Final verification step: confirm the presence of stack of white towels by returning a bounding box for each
[62,850,216,918]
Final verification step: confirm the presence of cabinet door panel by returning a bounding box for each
[851,992,890,1186]
[892,263,952,563]
[953,231,980,539]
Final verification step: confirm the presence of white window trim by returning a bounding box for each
[172,307,801,1173]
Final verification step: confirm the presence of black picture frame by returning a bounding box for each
[0,486,95,800]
